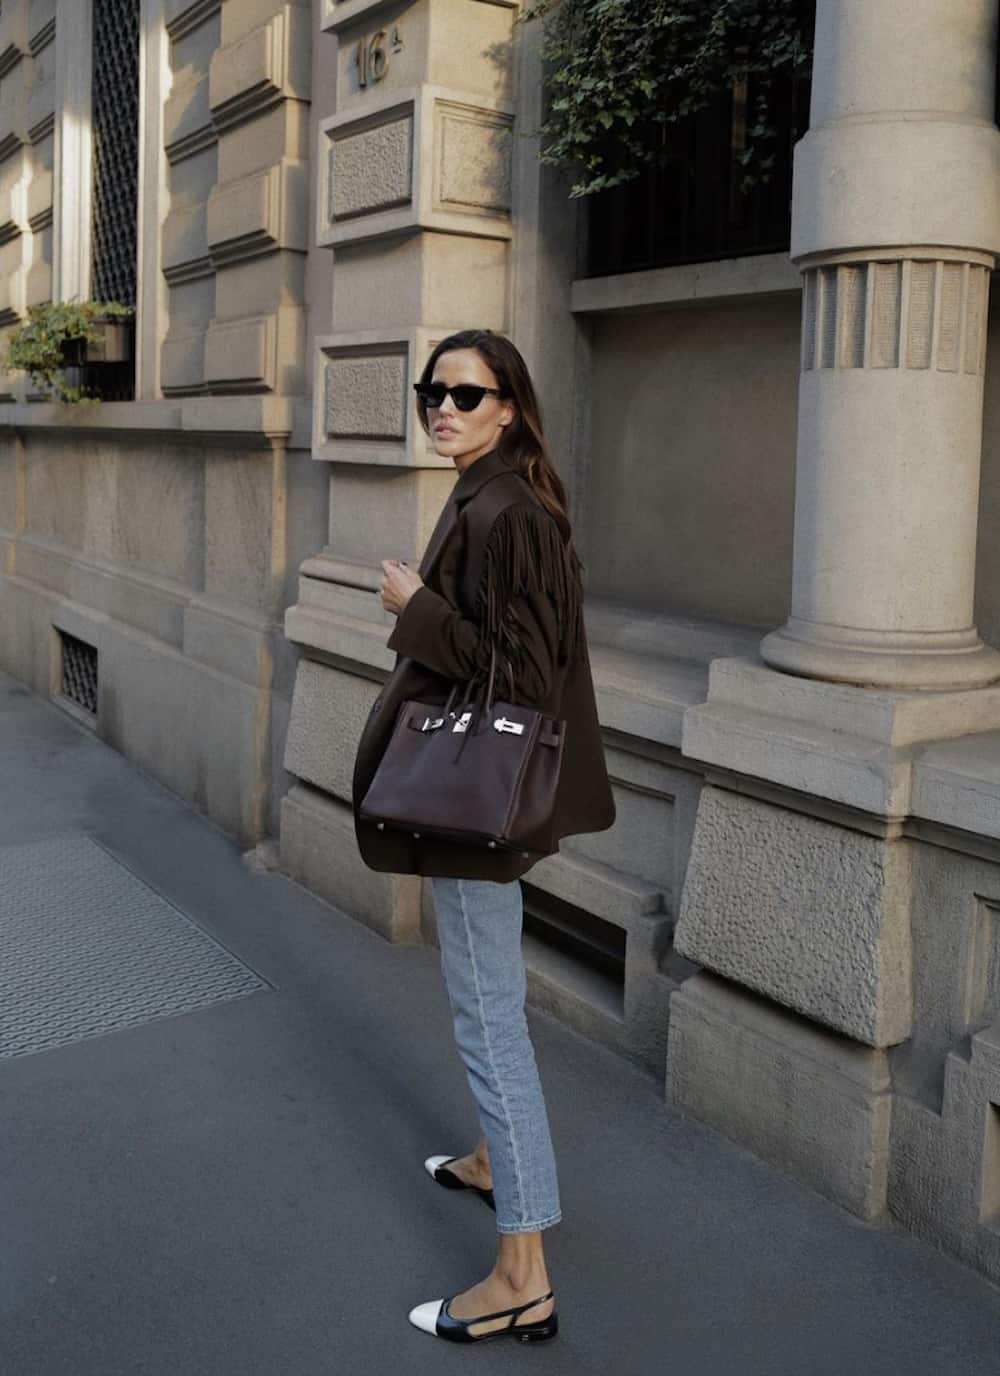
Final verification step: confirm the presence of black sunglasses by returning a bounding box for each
[413,382,505,412]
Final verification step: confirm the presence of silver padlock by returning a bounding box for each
[413,831,421,839]
[376,821,385,831]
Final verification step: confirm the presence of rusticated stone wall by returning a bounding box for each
[162,0,310,395]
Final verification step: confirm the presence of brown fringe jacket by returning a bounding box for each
[351,447,616,881]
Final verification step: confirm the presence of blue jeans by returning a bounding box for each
[430,876,561,1234]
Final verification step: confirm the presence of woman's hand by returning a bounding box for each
[380,559,425,616]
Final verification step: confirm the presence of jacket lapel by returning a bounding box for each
[418,492,458,580]
[417,451,513,580]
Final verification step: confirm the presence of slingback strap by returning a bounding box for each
[442,1290,554,1329]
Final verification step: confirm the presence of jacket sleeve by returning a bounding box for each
[387,581,559,705]
[386,500,581,706]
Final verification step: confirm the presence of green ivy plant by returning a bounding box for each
[3,300,134,403]
[520,0,814,197]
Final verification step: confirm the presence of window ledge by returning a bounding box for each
[0,396,313,446]
[571,252,801,317]
[585,598,763,749]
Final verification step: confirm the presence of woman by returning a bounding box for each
[351,329,615,1345]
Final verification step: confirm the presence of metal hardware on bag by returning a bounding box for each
[420,716,445,732]
[451,711,473,734]
[377,822,385,830]
[488,841,497,849]
[493,716,525,735]
[413,831,421,838]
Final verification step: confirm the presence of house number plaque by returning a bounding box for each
[355,25,404,89]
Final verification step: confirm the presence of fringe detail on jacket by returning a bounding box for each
[472,501,584,700]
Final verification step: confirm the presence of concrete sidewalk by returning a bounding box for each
[1,671,998,1376]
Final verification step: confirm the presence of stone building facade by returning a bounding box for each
[2,0,1000,1286]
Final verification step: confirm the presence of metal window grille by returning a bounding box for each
[585,71,811,278]
[90,0,140,307]
[59,632,99,715]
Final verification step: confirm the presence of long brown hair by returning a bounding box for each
[416,330,577,554]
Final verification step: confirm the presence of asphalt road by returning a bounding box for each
[2,672,998,1375]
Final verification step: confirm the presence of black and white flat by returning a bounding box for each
[424,1155,496,1211]
[408,1291,558,1344]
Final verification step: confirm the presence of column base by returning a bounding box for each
[667,972,892,1220]
[761,619,1000,691]
[682,657,1000,817]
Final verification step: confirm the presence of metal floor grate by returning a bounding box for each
[0,836,270,1059]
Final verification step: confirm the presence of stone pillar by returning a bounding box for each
[667,0,1000,1235]
[280,0,518,939]
[760,0,1000,689]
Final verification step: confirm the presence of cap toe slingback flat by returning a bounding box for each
[408,1292,558,1344]
[423,1154,496,1211]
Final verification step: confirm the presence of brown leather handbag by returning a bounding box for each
[359,643,566,857]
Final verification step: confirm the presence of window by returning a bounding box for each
[585,71,811,278]
[85,0,140,399]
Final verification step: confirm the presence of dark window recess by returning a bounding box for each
[522,884,626,987]
[59,632,98,715]
[586,71,811,277]
[85,0,139,401]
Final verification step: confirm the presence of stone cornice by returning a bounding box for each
[0,395,306,444]
[162,255,215,285]
[164,121,218,165]
[28,111,55,144]
[165,0,221,42]
[28,18,56,56]
[0,43,24,80]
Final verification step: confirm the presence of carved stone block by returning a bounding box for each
[161,329,208,394]
[435,102,511,216]
[209,7,310,132]
[328,111,413,223]
[674,784,914,1047]
[207,161,308,263]
[318,87,513,248]
[324,351,407,441]
[313,326,458,466]
[28,0,56,54]
[204,313,277,391]
[165,0,222,41]
[0,51,32,161]
[320,0,398,32]
[165,72,215,164]
[0,1,30,80]
[163,202,212,282]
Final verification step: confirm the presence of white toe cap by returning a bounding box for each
[408,1299,444,1335]
[424,1155,453,1178]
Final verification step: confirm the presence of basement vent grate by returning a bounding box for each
[0,836,271,1059]
[59,631,98,714]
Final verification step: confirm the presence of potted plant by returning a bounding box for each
[3,300,135,403]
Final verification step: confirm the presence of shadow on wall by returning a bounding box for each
[976,306,1000,650]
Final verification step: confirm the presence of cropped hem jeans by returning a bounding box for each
[429,876,561,1235]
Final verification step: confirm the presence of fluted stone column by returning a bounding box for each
[760,0,1000,689]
